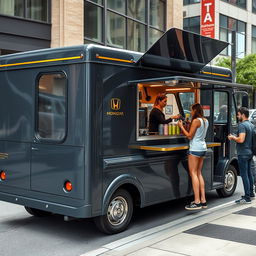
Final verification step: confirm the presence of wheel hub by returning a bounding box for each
[107,196,128,226]
[225,170,235,192]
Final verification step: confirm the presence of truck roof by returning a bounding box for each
[0,44,143,71]
[0,28,232,81]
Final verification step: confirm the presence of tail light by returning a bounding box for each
[64,180,72,192]
[0,171,6,180]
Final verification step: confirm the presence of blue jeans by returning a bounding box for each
[238,155,254,200]
[188,151,207,157]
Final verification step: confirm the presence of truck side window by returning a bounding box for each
[214,91,228,123]
[37,73,67,141]
[179,92,195,117]
[231,96,237,125]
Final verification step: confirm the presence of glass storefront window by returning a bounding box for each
[183,0,200,5]
[219,15,246,58]
[183,16,200,34]
[253,0,256,13]
[84,0,166,51]
[150,0,165,30]
[90,0,103,4]
[84,1,103,42]
[128,0,146,22]
[221,0,246,9]
[0,0,49,22]
[127,20,145,52]
[252,26,256,54]
[107,11,125,48]
[107,0,125,14]
[0,0,24,17]
[149,28,163,47]
[27,0,48,22]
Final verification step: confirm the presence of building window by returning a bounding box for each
[253,0,256,13]
[252,26,256,54]
[84,1,103,43]
[183,0,200,5]
[221,0,246,9]
[84,0,166,52]
[37,73,67,141]
[219,14,246,58]
[183,16,200,34]
[0,0,50,22]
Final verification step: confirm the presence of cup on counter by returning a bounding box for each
[158,124,164,135]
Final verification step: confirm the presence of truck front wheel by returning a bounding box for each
[94,189,133,234]
[216,165,237,197]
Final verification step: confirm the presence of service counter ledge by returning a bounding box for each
[129,142,221,152]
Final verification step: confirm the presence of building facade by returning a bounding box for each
[183,0,256,58]
[0,0,51,55]
[0,0,183,55]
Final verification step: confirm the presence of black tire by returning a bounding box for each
[24,206,52,217]
[94,189,133,234]
[217,165,237,197]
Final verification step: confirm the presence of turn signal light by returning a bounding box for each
[0,171,6,180]
[64,181,72,192]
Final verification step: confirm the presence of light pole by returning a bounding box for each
[231,30,236,83]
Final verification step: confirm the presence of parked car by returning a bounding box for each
[249,109,256,126]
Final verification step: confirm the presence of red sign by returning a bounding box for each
[201,0,215,38]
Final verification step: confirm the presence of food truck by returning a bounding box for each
[0,28,252,234]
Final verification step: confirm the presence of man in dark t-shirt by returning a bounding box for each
[228,107,255,203]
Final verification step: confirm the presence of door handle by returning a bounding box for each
[31,147,39,151]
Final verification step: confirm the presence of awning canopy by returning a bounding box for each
[129,76,252,90]
[137,28,229,73]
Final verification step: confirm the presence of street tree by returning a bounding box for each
[215,54,256,87]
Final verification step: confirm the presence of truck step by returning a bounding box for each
[212,182,223,189]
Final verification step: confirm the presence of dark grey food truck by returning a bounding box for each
[0,28,252,234]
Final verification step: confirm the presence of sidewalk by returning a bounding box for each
[82,200,256,256]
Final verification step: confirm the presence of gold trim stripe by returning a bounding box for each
[96,55,134,63]
[0,153,8,159]
[202,71,230,78]
[129,142,221,152]
[0,56,82,68]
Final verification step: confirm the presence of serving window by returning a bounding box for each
[137,81,197,141]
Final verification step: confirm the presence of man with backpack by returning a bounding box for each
[228,107,255,204]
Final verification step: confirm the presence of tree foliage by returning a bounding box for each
[215,54,256,87]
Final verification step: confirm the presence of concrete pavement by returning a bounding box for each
[82,200,256,256]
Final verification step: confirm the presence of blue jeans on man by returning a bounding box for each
[238,155,254,201]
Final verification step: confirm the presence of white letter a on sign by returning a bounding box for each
[204,13,212,23]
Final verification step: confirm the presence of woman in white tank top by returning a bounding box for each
[178,103,209,211]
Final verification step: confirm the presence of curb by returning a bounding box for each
[81,200,255,256]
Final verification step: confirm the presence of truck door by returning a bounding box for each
[30,72,85,200]
[213,90,237,162]
[213,91,229,162]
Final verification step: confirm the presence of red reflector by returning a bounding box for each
[64,181,72,192]
[0,171,6,180]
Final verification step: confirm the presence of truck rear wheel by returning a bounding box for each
[25,206,52,217]
[216,165,237,197]
[94,189,133,234]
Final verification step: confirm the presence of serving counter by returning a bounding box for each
[129,142,221,152]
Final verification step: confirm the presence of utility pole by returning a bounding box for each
[231,30,236,83]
